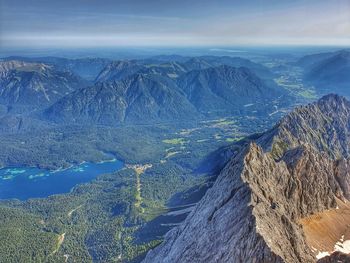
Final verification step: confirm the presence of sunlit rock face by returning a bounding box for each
[143,94,350,263]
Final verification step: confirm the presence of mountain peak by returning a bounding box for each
[95,60,142,82]
[257,94,350,160]
[317,93,349,107]
[0,60,87,112]
[0,60,50,74]
[143,95,350,263]
[177,64,288,115]
[336,49,350,58]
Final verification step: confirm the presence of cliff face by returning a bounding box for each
[143,94,350,263]
[259,94,350,159]
[143,144,283,263]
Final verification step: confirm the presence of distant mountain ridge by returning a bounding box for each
[177,65,284,114]
[0,60,88,113]
[44,73,199,125]
[2,55,273,82]
[298,50,350,96]
[0,55,288,124]
[95,55,274,83]
[44,65,288,125]
[2,56,111,81]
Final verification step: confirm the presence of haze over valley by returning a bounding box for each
[0,0,350,263]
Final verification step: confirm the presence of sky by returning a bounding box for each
[1,0,350,48]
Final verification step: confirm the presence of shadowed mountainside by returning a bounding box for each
[298,50,350,96]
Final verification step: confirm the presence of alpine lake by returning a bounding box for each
[0,159,124,200]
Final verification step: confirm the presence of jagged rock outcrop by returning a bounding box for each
[143,143,350,263]
[259,94,350,159]
[143,94,350,263]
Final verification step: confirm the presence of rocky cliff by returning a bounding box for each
[143,94,350,263]
[259,94,350,159]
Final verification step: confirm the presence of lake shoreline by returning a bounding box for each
[0,158,124,201]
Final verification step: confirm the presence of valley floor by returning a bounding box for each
[0,114,284,262]
[0,52,330,262]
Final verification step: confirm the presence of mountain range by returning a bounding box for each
[0,55,287,124]
[44,74,199,125]
[96,55,274,83]
[2,56,111,81]
[177,65,284,115]
[143,94,350,263]
[0,50,350,262]
[45,65,288,125]
[298,50,350,96]
[0,60,88,113]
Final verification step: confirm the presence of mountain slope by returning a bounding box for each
[296,51,341,70]
[45,65,289,125]
[95,56,273,83]
[183,56,274,79]
[298,50,350,95]
[259,94,350,159]
[94,60,143,82]
[96,60,189,83]
[143,94,350,263]
[305,51,350,81]
[0,60,88,112]
[177,65,288,115]
[44,74,199,125]
[3,56,111,81]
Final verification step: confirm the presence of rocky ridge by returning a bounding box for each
[143,94,350,263]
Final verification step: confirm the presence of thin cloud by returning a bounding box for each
[1,0,350,47]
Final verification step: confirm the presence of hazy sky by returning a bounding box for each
[1,0,350,47]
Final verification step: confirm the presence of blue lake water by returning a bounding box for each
[0,159,124,200]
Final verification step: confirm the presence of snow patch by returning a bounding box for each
[315,235,350,259]
[334,239,350,254]
[316,251,330,259]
